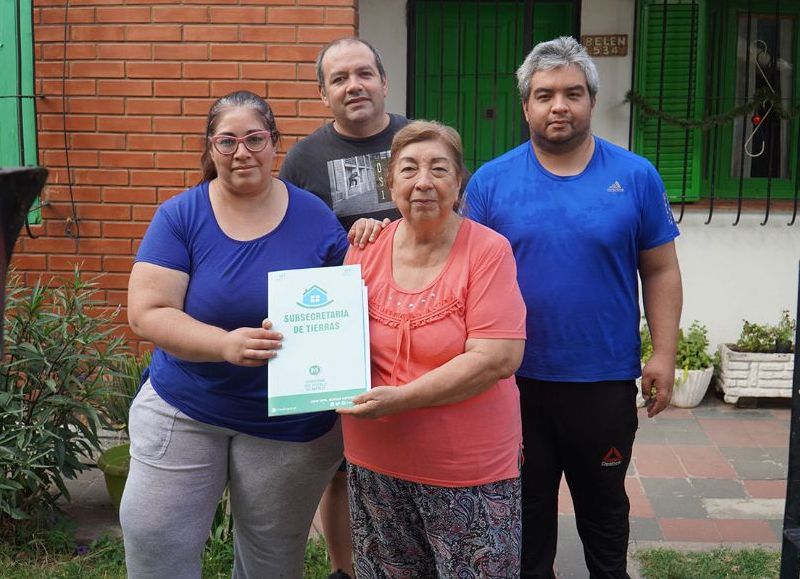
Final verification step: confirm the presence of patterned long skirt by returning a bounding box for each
[347,464,521,578]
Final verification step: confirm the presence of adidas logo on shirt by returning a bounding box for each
[607,181,625,193]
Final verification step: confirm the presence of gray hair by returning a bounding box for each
[315,38,386,92]
[516,36,599,102]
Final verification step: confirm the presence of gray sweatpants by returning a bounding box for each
[120,381,343,579]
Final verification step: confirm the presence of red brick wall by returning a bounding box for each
[20,0,358,352]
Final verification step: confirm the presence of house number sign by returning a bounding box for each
[581,35,628,57]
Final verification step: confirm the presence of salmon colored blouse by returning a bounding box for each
[342,218,526,487]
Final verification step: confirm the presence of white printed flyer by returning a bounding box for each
[267,264,370,417]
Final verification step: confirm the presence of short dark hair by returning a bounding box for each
[315,38,386,93]
[199,91,280,183]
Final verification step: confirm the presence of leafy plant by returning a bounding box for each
[640,320,653,363]
[774,309,796,347]
[735,310,796,353]
[100,351,151,436]
[675,321,712,385]
[736,320,777,353]
[676,321,712,371]
[0,268,128,539]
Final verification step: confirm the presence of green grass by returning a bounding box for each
[636,547,781,578]
[0,535,331,579]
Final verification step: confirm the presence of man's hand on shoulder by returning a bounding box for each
[348,217,391,248]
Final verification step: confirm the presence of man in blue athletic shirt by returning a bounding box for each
[464,37,683,579]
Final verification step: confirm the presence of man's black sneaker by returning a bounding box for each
[328,570,353,579]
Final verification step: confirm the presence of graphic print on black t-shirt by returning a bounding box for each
[327,151,393,217]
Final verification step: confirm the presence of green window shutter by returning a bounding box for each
[634,0,705,202]
[0,0,40,224]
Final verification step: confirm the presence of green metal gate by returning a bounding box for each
[409,0,578,170]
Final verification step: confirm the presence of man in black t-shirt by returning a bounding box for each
[279,38,408,232]
[278,38,408,579]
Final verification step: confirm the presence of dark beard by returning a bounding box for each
[531,125,592,156]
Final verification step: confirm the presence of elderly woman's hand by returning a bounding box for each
[220,318,283,367]
[336,386,409,419]
[348,217,390,248]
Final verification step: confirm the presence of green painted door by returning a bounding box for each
[0,0,40,223]
[413,1,576,171]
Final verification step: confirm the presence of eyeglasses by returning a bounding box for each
[209,130,272,155]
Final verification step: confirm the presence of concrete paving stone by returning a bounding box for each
[630,517,662,541]
[689,478,746,499]
[658,420,707,433]
[751,433,792,447]
[633,426,667,444]
[58,468,122,544]
[769,519,786,542]
[662,431,712,445]
[720,447,788,479]
[743,479,787,499]
[772,408,791,420]
[632,445,686,478]
[714,519,780,543]
[650,407,695,421]
[693,406,785,420]
[703,498,785,520]
[640,478,706,519]
[698,419,761,447]
[558,476,574,515]
[673,445,738,478]
[63,467,112,506]
[626,477,656,519]
[659,518,721,542]
[555,516,587,579]
[737,419,790,435]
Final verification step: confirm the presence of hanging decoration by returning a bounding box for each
[743,40,774,158]
[625,84,800,132]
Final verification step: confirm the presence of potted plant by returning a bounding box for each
[637,320,713,408]
[717,311,796,404]
[635,321,654,407]
[671,321,713,408]
[96,351,150,512]
[0,268,127,538]
[774,310,796,354]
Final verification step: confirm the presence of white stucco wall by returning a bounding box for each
[360,0,800,353]
[580,0,635,148]
[359,0,408,117]
[673,211,800,349]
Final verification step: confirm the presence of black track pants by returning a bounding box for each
[517,377,638,579]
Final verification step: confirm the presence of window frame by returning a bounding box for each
[713,1,800,199]
[633,0,800,201]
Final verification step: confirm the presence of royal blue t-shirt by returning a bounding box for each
[135,180,349,441]
[464,137,679,382]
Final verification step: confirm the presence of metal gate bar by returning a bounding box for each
[779,262,800,577]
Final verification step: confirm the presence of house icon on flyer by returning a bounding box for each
[298,285,333,309]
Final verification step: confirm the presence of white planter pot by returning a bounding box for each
[717,343,794,404]
[670,367,714,408]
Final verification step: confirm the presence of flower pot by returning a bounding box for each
[670,367,713,408]
[717,343,794,404]
[97,442,130,513]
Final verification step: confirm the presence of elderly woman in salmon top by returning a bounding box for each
[339,120,527,577]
